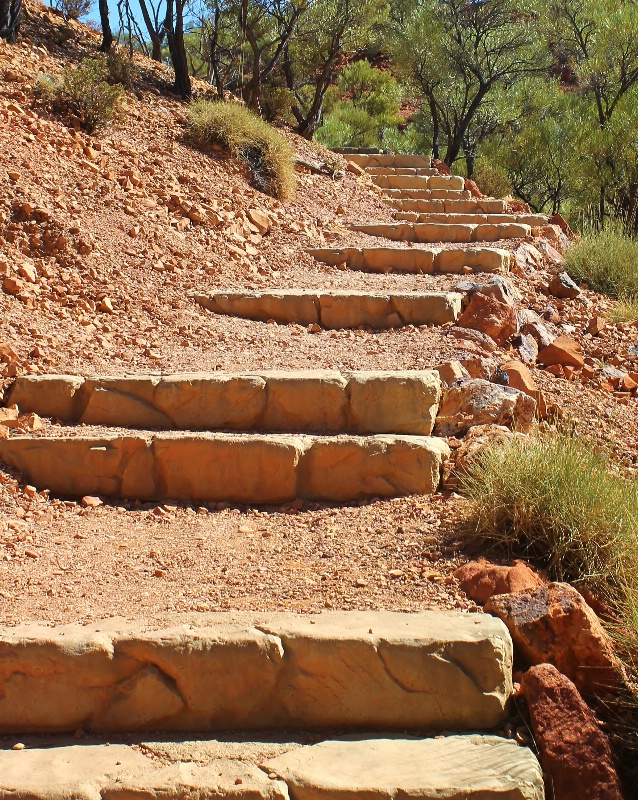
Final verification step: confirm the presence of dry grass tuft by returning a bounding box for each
[189,100,296,199]
[565,229,638,299]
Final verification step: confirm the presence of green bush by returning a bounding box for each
[565,229,638,299]
[105,47,139,90]
[460,432,638,600]
[472,160,513,199]
[261,87,294,123]
[188,99,295,199]
[36,57,125,133]
[55,0,92,21]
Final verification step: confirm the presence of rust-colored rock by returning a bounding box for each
[455,559,544,605]
[500,360,537,397]
[485,582,620,694]
[457,292,517,346]
[520,664,622,800]
[537,335,585,369]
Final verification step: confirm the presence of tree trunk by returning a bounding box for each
[98,0,113,51]
[164,0,191,99]
[138,0,163,62]
[0,0,22,42]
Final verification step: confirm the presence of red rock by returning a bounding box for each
[485,582,620,694]
[520,664,623,800]
[545,364,565,377]
[464,179,484,198]
[548,213,575,238]
[457,292,517,346]
[455,558,543,604]
[619,374,638,392]
[586,316,606,336]
[563,365,576,380]
[500,360,537,397]
[434,360,469,386]
[548,271,580,299]
[537,335,585,368]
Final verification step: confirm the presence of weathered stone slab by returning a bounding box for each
[0,432,449,502]
[265,737,543,800]
[9,370,443,435]
[351,222,532,243]
[346,154,431,168]
[0,744,288,800]
[371,175,465,191]
[309,248,510,275]
[388,199,508,214]
[395,213,548,226]
[365,167,438,177]
[0,610,512,732]
[193,289,462,324]
[383,188,473,200]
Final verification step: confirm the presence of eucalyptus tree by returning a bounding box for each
[390,0,545,169]
[282,0,389,137]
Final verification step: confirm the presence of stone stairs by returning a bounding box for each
[0,150,544,799]
[0,611,543,799]
[0,370,450,503]
[313,153,549,267]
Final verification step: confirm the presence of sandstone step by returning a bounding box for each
[268,737,544,800]
[192,289,462,328]
[0,736,543,800]
[351,222,531,244]
[388,198,508,213]
[308,247,510,274]
[9,370,442,435]
[0,610,512,732]
[382,188,473,200]
[344,153,432,168]
[371,175,465,191]
[0,432,450,502]
[395,212,549,226]
[364,166,438,176]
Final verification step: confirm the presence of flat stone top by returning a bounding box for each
[265,736,543,800]
[14,369,441,384]
[195,289,461,299]
[0,610,509,647]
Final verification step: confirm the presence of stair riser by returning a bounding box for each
[388,199,507,213]
[192,290,462,329]
[0,611,512,733]
[308,247,510,275]
[371,175,465,191]
[0,433,450,503]
[9,370,443,436]
[382,188,472,200]
[351,223,531,243]
[345,154,432,168]
[394,212,549,226]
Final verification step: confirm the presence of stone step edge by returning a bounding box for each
[0,737,543,800]
[192,289,463,328]
[0,432,451,503]
[8,370,443,436]
[0,611,511,733]
[307,247,510,274]
[350,222,532,243]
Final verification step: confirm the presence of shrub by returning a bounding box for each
[55,0,92,21]
[105,47,139,90]
[460,432,638,601]
[472,160,513,199]
[36,58,124,132]
[261,87,294,123]
[188,100,295,199]
[565,229,638,298]
[609,295,638,323]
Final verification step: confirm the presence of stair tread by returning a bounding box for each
[0,736,543,800]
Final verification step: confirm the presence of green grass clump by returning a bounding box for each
[609,295,638,324]
[460,432,638,600]
[565,229,638,299]
[188,99,295,199]
[36,57,125,132]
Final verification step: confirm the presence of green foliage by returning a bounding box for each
[317,60,403,148]
[188,99,295,199]
[55,0,92,21]
[460,432,638,600]
[472,160,513,200]
[565,230,638,298]
[105,47,140,90]
[36,58,125,133]
[609,296,638,324]
[261,87,294,123]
